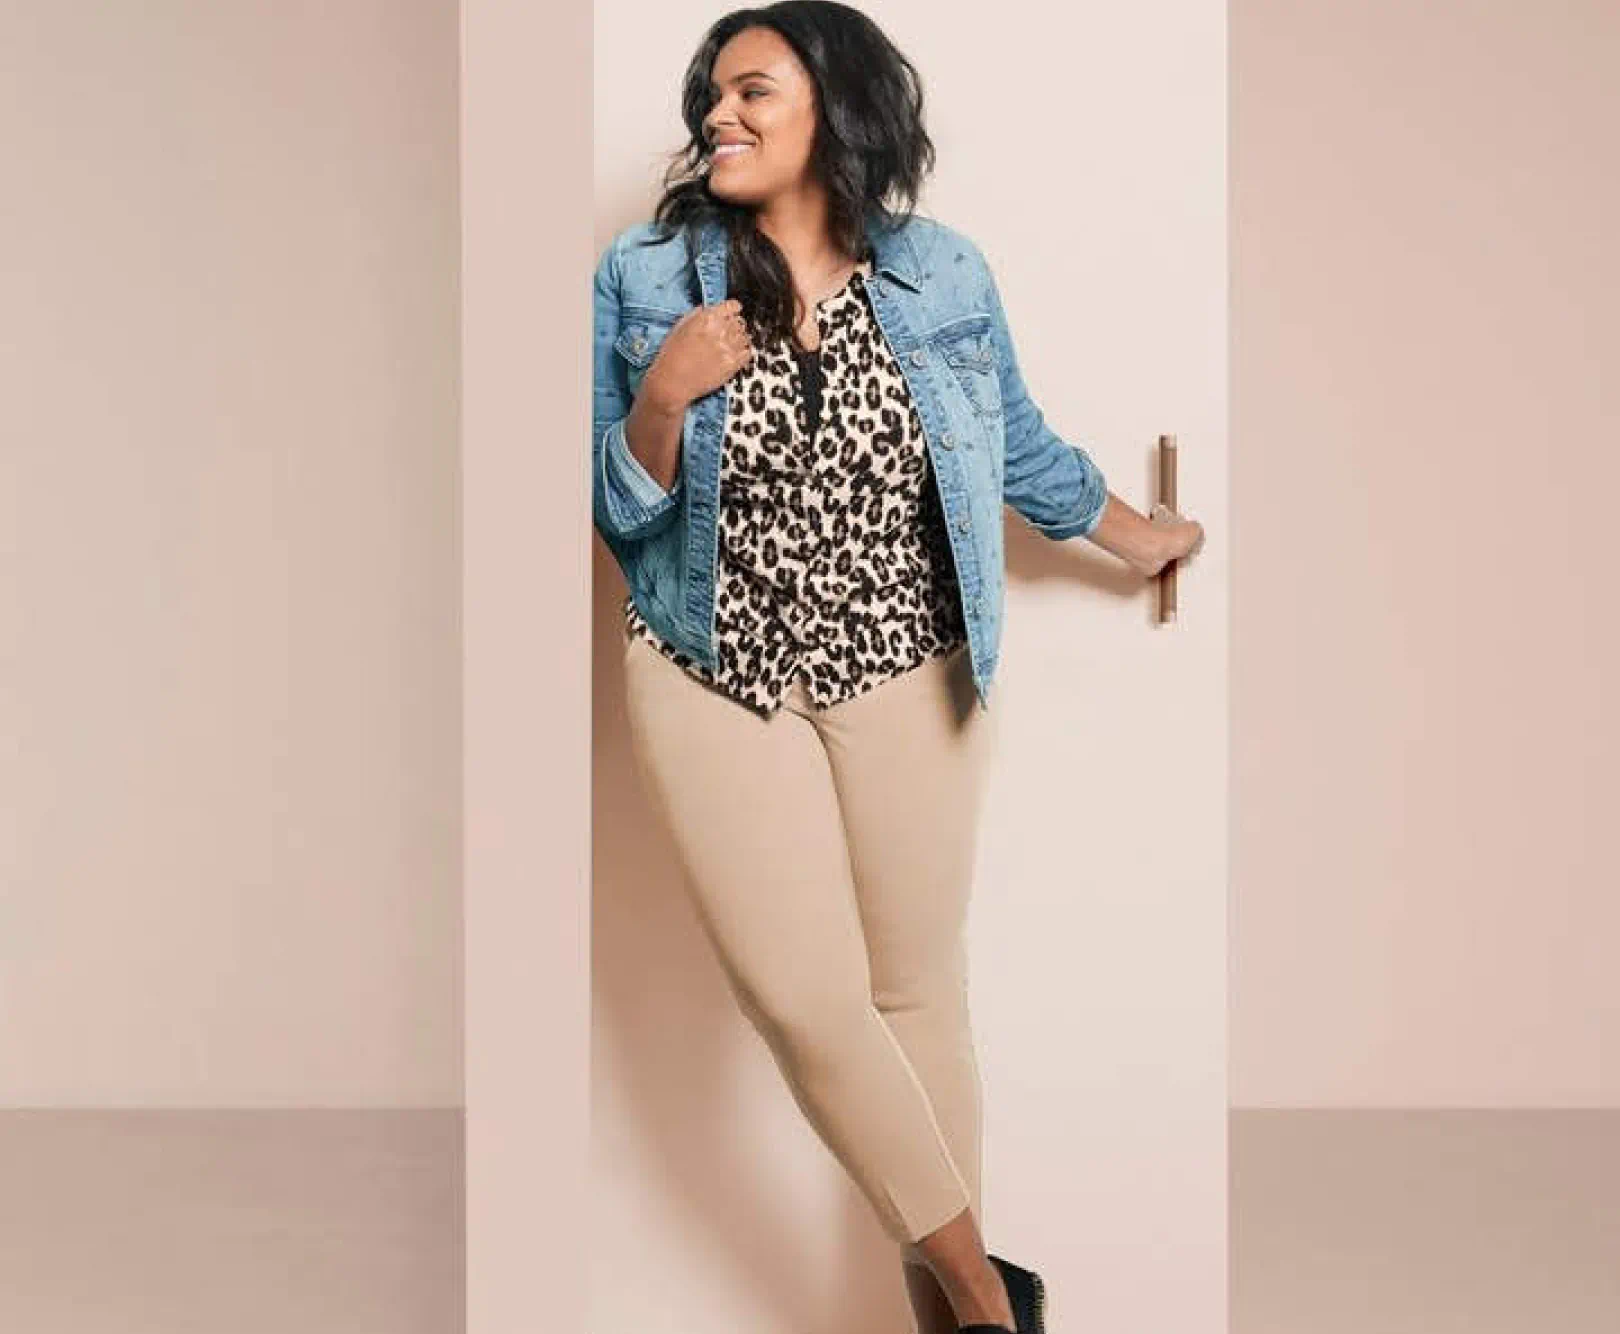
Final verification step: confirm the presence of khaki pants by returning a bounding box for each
[622,624,999,1257]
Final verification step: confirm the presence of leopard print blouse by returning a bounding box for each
[622,250,967,719]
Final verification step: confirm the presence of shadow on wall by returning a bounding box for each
[589,520,1123,1333]
[590,538,921,1330]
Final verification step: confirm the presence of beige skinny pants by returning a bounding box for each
[622,621,999,1258]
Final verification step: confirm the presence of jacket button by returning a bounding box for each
[629,334,646,354]
[955,515,971,534]
[910,348,928,367]
[940,431,955,449]
[967,595,982,617]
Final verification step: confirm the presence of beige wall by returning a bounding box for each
[1233,0,1620,1106]
[461,0,596,1324]
[1,2,462,1106]
[592,2,1227,1330]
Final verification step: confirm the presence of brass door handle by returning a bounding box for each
[1156,433,1178,626]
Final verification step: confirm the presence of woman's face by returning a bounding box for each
[700,26,820,206]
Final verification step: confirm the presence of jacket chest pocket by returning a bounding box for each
[614,313,679,401]
[937,326,1002,418]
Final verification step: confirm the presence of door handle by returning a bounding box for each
[1156,433,1178,626]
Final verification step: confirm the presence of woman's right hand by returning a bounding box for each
[640,298,753,411]
[1148,502,1206,571]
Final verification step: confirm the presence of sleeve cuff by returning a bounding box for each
[1024,450,1108,540]
[601,416,681,534]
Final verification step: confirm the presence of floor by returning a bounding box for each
[1231,1110,1620,1334]
[0,1109,1614,1332]
[0,1109,462,1334]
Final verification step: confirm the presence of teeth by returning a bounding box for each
[713,143,753,155]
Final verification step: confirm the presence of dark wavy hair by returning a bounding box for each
[634,1,936,347]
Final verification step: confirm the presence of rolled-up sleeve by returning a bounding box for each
[599,415,683,535]
[977,243,1110,540]
[592,233,682,543]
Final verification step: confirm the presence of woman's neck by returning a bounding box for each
[752,192,859,289]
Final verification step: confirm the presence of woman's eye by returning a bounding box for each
[706,86,765,108]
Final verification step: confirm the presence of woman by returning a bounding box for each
[591,4,1206,1331]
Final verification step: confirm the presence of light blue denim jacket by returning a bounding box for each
[591,206,1110,710]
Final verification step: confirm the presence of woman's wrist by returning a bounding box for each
[640,364,692,418]
[1085,495,1172,576]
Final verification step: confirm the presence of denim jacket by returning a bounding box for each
[591,207,1110,710]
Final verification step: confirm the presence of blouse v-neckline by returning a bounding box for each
[791,253,873,355]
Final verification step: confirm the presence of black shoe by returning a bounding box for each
[988,1253,1047,1334]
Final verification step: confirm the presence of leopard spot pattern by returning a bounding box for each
[624,252,967,719]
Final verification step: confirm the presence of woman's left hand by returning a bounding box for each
[1148,502,1206,575]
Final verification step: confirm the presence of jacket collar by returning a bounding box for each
[693,204,924,295]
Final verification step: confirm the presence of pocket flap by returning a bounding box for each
[940,330,996,370]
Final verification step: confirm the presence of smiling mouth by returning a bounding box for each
[711,143,755,160]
